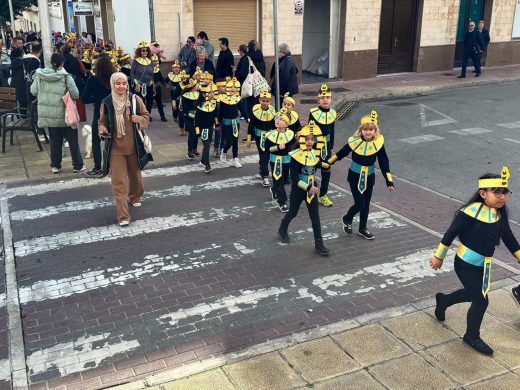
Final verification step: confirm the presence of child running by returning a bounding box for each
[328,111,394,239]
[278,121,330,256]
[430,167,520,356]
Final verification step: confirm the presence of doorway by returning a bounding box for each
[302,0,342,83]
[454,0,486,67]
[377,0,419,74]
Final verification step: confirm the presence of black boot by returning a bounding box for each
[315,239,330,257]
[463,335,493,356]
[278,224,290,243]
[434,293,446,322]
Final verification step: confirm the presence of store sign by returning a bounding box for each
[513,0,520,38]
[73,2,94,16]
[295,0,304,15]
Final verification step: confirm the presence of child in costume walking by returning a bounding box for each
[195,82,218,173]
[265,108,296,212]
[167,60,183,126]
[278,121,330,256]
[247,89,276,187]
[213,79,227,157]
[328,111,394,240]
[151,54,168,122]
[309,84,337,207]
[219,77,249,168]
[180,78,200,159]
[282,93,301,132]
[431,167,520,356]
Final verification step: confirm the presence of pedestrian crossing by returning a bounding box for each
[0,161,490,388]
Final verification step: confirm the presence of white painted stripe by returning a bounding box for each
[497,121,520,129]
[0,293,5,308]
[158,287,289,327]
[14,206,255,258]
[26,332,140,377]
[504,138,520,144]
[449,127,492,136]
[419,104,457,127]
[313,248,455,297]
[11,176,259,221]
[6,155,259,198]
[0,359,9,381]
[399,134,444,144]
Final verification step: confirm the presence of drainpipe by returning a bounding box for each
[149,0,155,41]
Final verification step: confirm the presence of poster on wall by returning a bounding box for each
[513,0,520,38]
[295,0,304,15]
[94,17,103,41]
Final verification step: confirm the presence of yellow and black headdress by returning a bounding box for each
[318,83,332,98]
[298,120,325,150]
[150,40,159,47]
[479,167,510,189]
[216,79,227,87]
[225,77,241,94]
[183,78,198,90]
[276,108,291,125]
[119,54,130,62]
[200,81,217,94]
[360,110,378,126]
[180,70,190,80]
[193,66,203,79]
[259,88,271,99]
[202,71,214,82]
[172,60,181,70]
[137,40,149,49]
[283,92,295,106]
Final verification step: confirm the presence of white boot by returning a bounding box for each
[220,152,227,162]
[233,157,242,168]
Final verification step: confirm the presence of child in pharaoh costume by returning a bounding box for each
[195,82,219,173]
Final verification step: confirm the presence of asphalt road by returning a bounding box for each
[335,80,520,220]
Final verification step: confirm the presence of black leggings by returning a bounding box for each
[442,256,488,340]
[270,162,289,205]
[91,116,102,170]
[200,128,214,167]
[222,123,239,158]
[319,142,331,196]
[153,85,165,119]
[343,180,374,231]
[256,136,270,178]
[280,187,322,240]
[136,87,153,113]
[185,119,198,152]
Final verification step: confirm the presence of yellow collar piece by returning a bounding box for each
[183,91,199,100]
[253,105,275,121]
[168,73,182,83]
[198,100,217,112]
[220,94,241,105]
[290,149,319,166]
[135,57,152,66]
[289,111,299,125]
[310,107,337,125]
[479,166,510,189]
[266,129,294,144]
[462,202,500,223]
[348,135,384,156]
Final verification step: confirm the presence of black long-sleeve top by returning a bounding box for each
[153,70,166,86]
[435,203,520,263]
[308,106,337,148]
[463,29,485,54]
[81,75,111,118]
[289,151,326,192]
[218,96,248,121]
[265,130,296,157]
[247,104,275,136]
[181,91,199,120]
[195,100,218,130]
[334,135,393,187]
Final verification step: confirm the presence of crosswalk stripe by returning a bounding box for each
[497,121,520,129]
[14,206,256,258]
[11,176,259,221]
[5,155,259,199]
[449,127,492,135]
[399,134,445,144]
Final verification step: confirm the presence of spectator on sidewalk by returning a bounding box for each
[478,20,491,68]
[216,37,234,79]
[458,21,484,78]
[30,52,85,174]
[178,36,196,71]
[9,47,27,112]
[189,46,215,78]
[197,31,215,65]
[270,43,299,107]
[247,40,266,77]
[235,44,249,86]
[9,37,24,60]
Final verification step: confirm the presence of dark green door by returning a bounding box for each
[454,0,485,67]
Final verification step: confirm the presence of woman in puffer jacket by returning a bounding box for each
[31,52,85,174]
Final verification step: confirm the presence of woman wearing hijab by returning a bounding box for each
[98,72,151,226]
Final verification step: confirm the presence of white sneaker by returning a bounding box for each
[64,141,70,148]
[51,167,60,174]
[220,152,227,162]
[261,177,270,187]
[131,202,142,207]
[119,220,130,226]
[38,134,46,142]
[73,165,87,173]
[233,158,242,168]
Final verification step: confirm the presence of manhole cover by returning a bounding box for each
[384,102,417,107]
[336,100,359,121]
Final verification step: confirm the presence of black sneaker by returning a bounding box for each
[187,152,195,160]
[358,229,375,240]
[87,169,103,177]
[342,219,353,236]
[279,204,289,213]
[434,293,446,321]
[278,226,290,243]
[205,165,213,174]
[194,151,200,157]
[511,286,520,308]
[161,117,168,122]
[315,239,330,257]
[463,335,493,356]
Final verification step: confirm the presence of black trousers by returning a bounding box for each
[172,97,180,120]
[442,256,488,340]
[461,50,481,76]
[153,85,166,119]
[222,123,239,158]
[185,119,198,151]
[136,87,154,113]
[344,180,374,231]
[48,127,83,170]
[319,142,331,196]
[255,136,270,178]
[200,128,214,167]
[270,161,289,205]
[281,187,322,240]
[91,115,102,170]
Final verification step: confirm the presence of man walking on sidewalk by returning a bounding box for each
[458,21,484,78]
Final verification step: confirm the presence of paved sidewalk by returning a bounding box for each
[1,64,519,185]
[116,283,520,390]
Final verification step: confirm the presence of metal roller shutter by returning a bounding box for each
[193,0,257,51]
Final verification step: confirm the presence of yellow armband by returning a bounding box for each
[328,155,338,164]
[297,180,308,191]
[247,134,251,142]
[514,249,520,262]
[386,173,393,182]
[434,243,449,260]
[195,127,200,135]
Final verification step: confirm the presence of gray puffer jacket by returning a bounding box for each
[30,67,79,128]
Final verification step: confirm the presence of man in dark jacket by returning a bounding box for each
[477,20,491,68]
[216,37,234,79]
[270,43,298,108]
[459,21,485,78]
